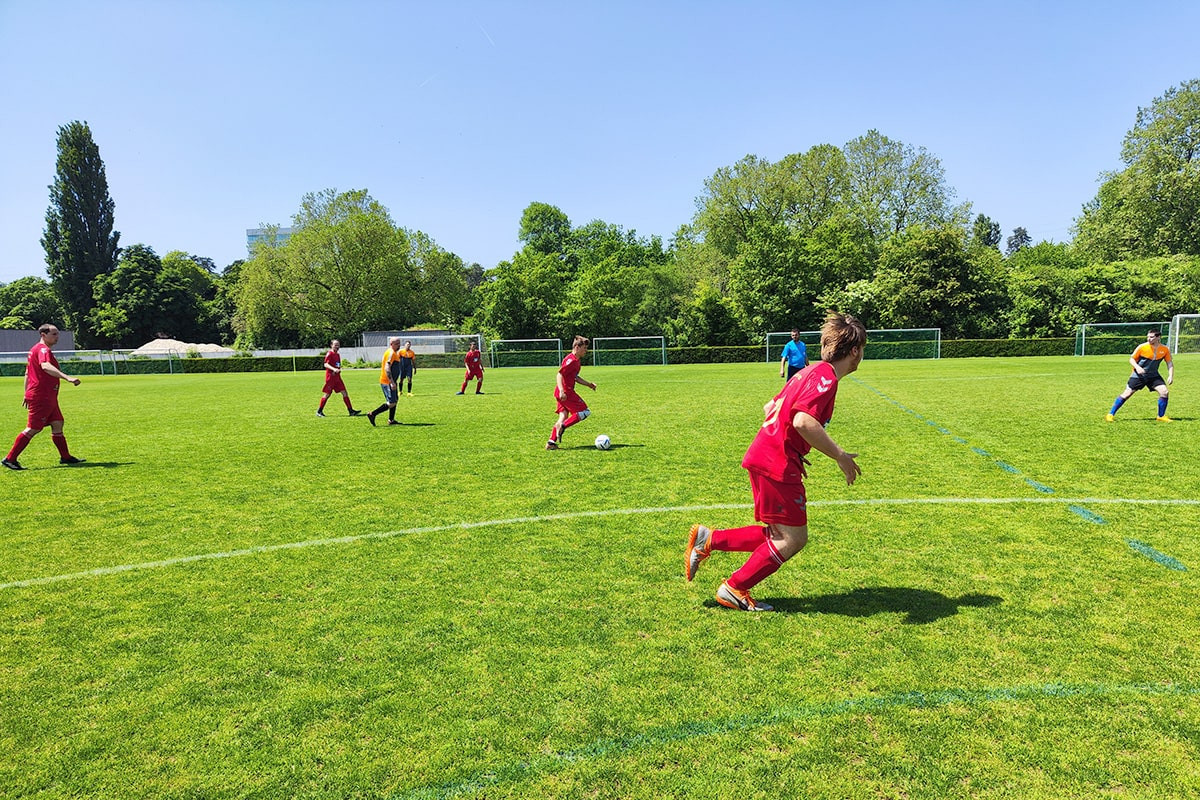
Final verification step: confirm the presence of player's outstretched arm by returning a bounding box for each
[793,411,860,485]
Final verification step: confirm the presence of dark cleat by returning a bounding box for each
[388,420,401,426]
[60,456,86,465]
[2,457,24,471]
[316,410,326,417]
[367,412,377,427]
[349,409,362,416]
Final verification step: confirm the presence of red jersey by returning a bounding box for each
[25,342,61,401]
[464,350,483,372]
[324,349,341,371]
[742,361,839,484]
[558,353,581,393]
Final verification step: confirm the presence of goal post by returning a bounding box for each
[766,328,940,361]
[489,338,563,367]
[591,336,667,366]
[1168,314,1200,354]
[1075,321,1170,356]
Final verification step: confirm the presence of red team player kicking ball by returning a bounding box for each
[685,312,866,611]
[546,335,597,450]
[4,324,85,471]
[316,339,362,417]
[456,341,485,395]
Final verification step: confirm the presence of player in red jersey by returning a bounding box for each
[3,324,85,470]
[316,340,362,417]
[457,340,485,395]
[684,312,866,611]
[546,335,597,450]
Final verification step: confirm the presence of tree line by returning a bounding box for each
[5,79,1199,350]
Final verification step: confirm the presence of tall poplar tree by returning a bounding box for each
[42,121,120,344]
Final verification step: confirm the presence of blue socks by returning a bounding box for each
[1110,396,1127,415]
[1159,396,1168,417]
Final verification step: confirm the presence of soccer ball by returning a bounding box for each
[594,434,612,450]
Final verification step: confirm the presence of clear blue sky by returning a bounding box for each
[2,1,1198,285]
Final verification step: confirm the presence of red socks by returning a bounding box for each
[711,525,768,552]
[727,537,785,592]
[342,395,353,410]
[51,433,71,459]
[7,432,32,461]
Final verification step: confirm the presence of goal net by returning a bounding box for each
[591,336,666,366]
[361,332,486,368]
[1168,314,1200,354]
[1075,321,1170,356]
[767,328,940,361]
[489,338,562,367]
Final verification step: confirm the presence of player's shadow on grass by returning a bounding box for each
[766,587,1003,624]
[394,422,436,427]
[562,443,644,450]
[58,461,132,469]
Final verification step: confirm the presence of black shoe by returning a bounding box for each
[476,391,484,395]
[388,420,401,426]
[2,457,24,471]
[367,412,377,427]
[60,456,86,465]
[455,391,465,395]
[349,409,362,416]
[316,410,326,417]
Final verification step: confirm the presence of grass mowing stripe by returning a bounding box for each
[4,497,1197,591]
[1126,539,1189,571]
[394,681,1200,800]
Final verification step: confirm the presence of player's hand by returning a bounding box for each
[1168,376,1173,385]
[589,382,597,391]
[836,451,861,485]
[71,378,81,386]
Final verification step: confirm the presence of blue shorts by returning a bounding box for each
[380,384,398,404]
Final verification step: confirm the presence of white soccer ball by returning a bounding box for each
[594,434,612,450]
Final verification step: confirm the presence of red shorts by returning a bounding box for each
[464,367,483,379]
[26,396,64,430]
[749,471,808,527]
[323,373,346,394]
[554,389,588,414]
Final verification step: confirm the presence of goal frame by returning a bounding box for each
[765,328,941,361]
[488,338,563,368]
[1075,321,1170,356]
[590,336,667,366]
[1168,314,1200,354]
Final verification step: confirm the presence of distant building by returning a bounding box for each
[246,227,294,254]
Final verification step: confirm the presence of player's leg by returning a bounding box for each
[716,476,807,611]
[48,418,82,464]
[546,412,568,449]
[317,390,331,415]
[475,372,483,394]
[1108,384,1137,420]
[4,424,41,469]
[1155,382,1171,420]
[685,523,768,581]
[367,386,393,426]
[340,390,360,415]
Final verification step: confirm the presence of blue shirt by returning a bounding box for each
[782,339,807,367]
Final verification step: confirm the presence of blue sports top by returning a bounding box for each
[782,339,807,367]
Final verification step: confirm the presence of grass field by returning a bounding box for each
[2,355,1198,799]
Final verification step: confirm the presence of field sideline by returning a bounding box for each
[2,356,1197,798]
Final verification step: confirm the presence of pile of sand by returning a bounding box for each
[130,338,235,355]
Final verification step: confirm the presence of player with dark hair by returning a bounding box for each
[316,340,361,417]
[1106,329,1175,422]
[366,337,403,427]
[685,312,866,611]
[546,335,596,450]
[456,340,484,395]
[779,327,809,380]
[4,324,85,470]
[397,340,417,396]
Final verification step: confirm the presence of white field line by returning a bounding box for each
[3,498,1199,591]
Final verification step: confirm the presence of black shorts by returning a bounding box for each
[399,363,414,378]
[786,364,803,380]
[1127,373,1166,392]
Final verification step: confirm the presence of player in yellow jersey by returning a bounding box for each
[366,338,403,426]
[1106,329,1174,422]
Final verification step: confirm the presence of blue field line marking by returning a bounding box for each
[850,377,1125,525]
[1126,539,1189,571]
[392,682,1200,799]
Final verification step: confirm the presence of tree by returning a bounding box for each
[518,202,572,256]
[1006,227,1032,255]
[235,189,413,347]
[871,225,1009,338]
[41,121,120,345]
[1074,79,1200,259]
[843,129,964,240]
[0,277,66,329]
[972,214,1002,249]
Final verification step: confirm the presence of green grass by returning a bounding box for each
[2,356,1198,798]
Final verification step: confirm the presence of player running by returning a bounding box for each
[457,340,485,395]
[4,324,85,470]
[684,312,866,611]
[546,335,597,450]
[316,339,362,417]
[1106,329,1175,422]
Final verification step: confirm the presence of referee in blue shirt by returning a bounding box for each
[779,327,809,380]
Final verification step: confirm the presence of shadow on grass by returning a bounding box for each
[560,443,645,450]
[761,587,1003,624]
[58,461,133,469]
